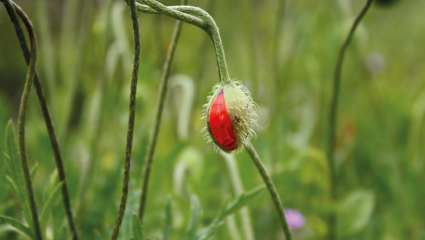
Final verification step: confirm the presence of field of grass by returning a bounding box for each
[0,0,424,239]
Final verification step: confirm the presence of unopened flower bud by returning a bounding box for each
[204,81,257,152]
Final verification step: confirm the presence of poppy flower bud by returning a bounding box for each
[204,81,257,152]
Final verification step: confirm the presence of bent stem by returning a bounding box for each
[2,1,79,239]
[244,142,292,240]
[110,0,141,239]
[137,1,231,83]
[4,0,43,239]
[326,0,374,239]
[179,5,230,83]
[138,0,186,222]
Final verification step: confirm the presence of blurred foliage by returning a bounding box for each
[1,0,425,239]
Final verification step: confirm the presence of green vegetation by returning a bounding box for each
[0,0,424,239]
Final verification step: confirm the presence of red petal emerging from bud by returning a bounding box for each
[207,89,238,152]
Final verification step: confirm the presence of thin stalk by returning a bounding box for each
[244,142,292,240]
[136,2,205,28]
[138,0,186,222]
[110,0,141,239]
[2,1,80,239]
[193,0,215,108]
[4,0,42,239]
[326,1,373,239]
[246,0,258,95]
[35,0,56,92]
[226,215,242,240]
[272,0,286,94]
[270,0,287,178]
[180,6,231,83]
[220,152,255,240]
[137,1,231,83]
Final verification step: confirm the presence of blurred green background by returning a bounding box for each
[1,0,425,239]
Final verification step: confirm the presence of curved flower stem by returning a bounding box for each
[136,2,205,27]
[327,1,373,239]
[137,0,186,222]
[3,0,43,239]
[177,6,230,84]
[110,0,141,239]
[137,1,231,83]
[244,142,292,240]
[2,2,79,239]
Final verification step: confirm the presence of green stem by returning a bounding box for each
[272,0,286,92]
[2,2,80,239]
[137,1,231,83]
[4,0,43,239]
[138,0,186,222]
[244,142,292,240]
[177,5,231,83]
[327,1,373,239]
[270,0,286,171]
[110,0,141,239]
[137,1,205,28]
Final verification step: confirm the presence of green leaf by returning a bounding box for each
[197,185,265,240]
[40,181,63,222]
[132,214,144,240]
[0,215,33,238]
[30,162,40,179]
[338,190,375,236]
[5,176,20,197]
[3,121,32,225]
[3,121,22,183]
[220,185,264,219]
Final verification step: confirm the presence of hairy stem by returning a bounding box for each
[327,1,373,239]
[137,1,205,27]
[137,0,186,222]
[192,0,215,108]
[244,142,292,240]
[110,0,141,239]
[137,1,231,83]
[178,5,230,83]
[3,0,43,239]
[2,2,80,239]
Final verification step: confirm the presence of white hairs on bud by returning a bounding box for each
[202,81,258,151]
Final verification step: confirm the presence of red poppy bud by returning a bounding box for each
[204,82,257,152]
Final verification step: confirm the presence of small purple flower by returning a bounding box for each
[284,209,305,231]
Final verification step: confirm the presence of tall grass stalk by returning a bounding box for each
[138,0,186,222]
[2,0,42,239]
[270,0,286,171]
[245,0,258,94]
[110,0,141,239]
[2,1,80,239]
[327,1,374,239]
[272,0,286,93]
[35,0,56,93]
